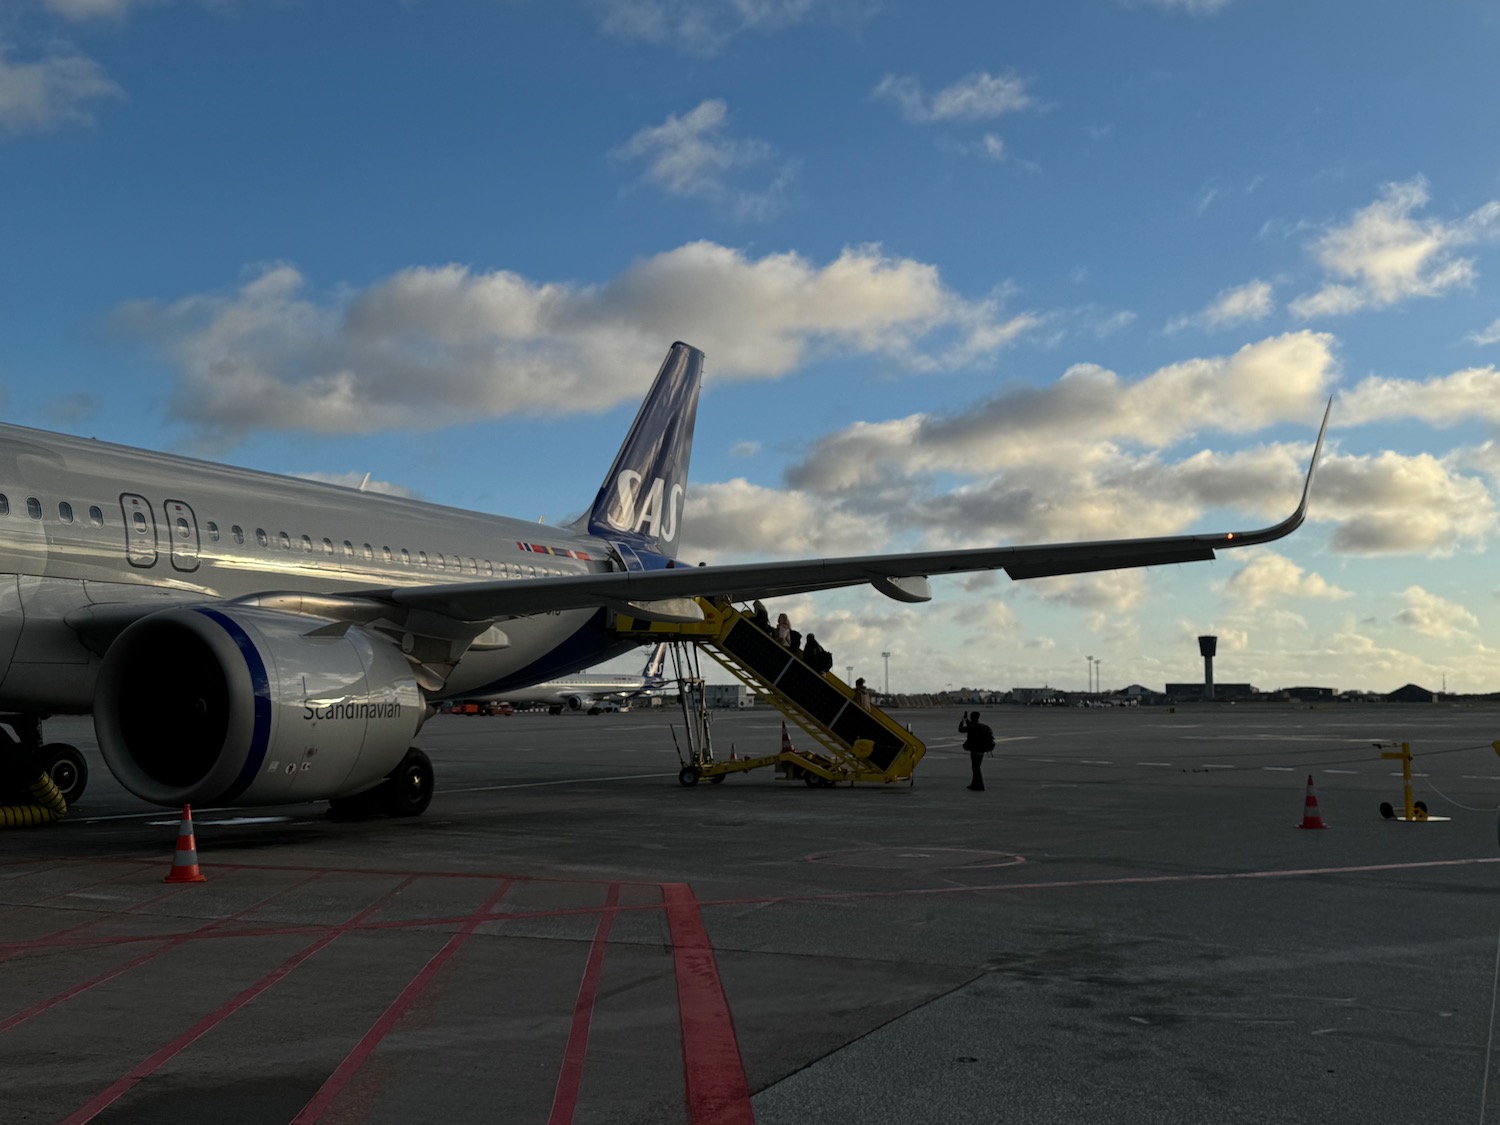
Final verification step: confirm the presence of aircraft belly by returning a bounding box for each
[440,608,627,698]
[0,576,98,710]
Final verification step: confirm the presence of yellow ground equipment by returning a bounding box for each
[1377,741,1450,823]
[617,599,926,787]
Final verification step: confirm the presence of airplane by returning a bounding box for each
[455,642,670,715]
[0,342,1329,820]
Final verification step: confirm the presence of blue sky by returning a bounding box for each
[4,0,1500,694]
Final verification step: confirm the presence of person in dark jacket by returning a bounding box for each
[958,711,994,791]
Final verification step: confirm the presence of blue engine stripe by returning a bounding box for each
[196,608,274,803]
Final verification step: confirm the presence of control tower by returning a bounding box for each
[1198,635,1217,701]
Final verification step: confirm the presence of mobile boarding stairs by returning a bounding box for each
[615,599,926,787]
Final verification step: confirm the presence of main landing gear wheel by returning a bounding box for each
[38,743,87,806]
[383,748,434,817]
[678,766,700,787]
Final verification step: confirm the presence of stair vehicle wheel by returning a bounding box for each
[382,748,434,817]
[678,766,700,787]
[804,772,821,788]
[708,773,726,785]
[38,743,88,805]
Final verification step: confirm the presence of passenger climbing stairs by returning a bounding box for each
[615,599,926,786]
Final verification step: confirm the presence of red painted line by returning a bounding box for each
[291,878,515,1124]
[0,884,183,960]
[10,855,1498,959]
[55,874,417,1125]
[0,871,324,1037]
[547,883,622,1125]
[662,883,753,1125]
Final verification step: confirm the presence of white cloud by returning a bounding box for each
[1165,279,1274,334]
[1133,0,1232,12]
[1466,318,1500,347]
[873,71,1033,124]
[590,0,876,55]
[680,478,871,560]
[789,331,1337,492]
[0,41,122,134]
[293,471,420,499]
[613,100,793,220]
[1221,551,1350,607]
[1339,366,1500,428]
[1396,586,1478,639]
[1315,451,1495,555]
[118,243,1031,440]
[45,0,153,20]
[1290,178,1500,319]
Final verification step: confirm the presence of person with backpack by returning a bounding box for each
[958,710,995,791]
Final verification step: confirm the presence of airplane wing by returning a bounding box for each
[352,400,1331,624]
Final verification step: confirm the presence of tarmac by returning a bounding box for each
[5,702,1500,1124]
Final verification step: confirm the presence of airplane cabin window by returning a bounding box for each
[321,537,334,555]
[279,532,291,549]
[360,543,371,559]
[301,535,313,552]
[434,553,445,569]
[483,561,493,576]
[89,505,103,527]
[382,546,392,561]
[232,525,244,544]
[0,495,8,516]
[205,521,219,541]
[400,549,410,564]
[418,551,429,566]
[257,529,269,547]
[175,517,191,539]
[26,497,42,520]
[58,501,74,523]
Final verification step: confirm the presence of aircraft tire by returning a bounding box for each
[382,748,434,818]
[678,766,700,787]
[549,705,564,716]
[38,743,87,806]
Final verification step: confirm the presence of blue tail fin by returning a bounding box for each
[641,642,669,681]
[579,342,702,560]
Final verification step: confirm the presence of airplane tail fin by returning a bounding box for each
[641,642,669,682]
[577,342,702,561]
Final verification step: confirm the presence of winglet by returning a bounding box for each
[1220,395,1331,548]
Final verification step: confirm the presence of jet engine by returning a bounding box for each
[94,606,424,808]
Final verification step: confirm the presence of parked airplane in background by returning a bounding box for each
[0,342,1328,819]
[460,642,670,714]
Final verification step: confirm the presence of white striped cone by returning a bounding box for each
[1296,775,1329,830]
[780,722,795,754]
[164,804,208,882]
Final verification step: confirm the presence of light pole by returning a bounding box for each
[846,665,854,685]
[1086,654,1094,694]
[1096,659,1103,694]
[882,651,891,696]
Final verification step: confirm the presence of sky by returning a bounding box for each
[3,0,1500,695]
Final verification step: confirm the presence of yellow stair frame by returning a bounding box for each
[615,599,926,786]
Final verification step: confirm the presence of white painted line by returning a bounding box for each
[1461,775,1500,781]
[1201,764,1235,770]
[1138,762,1174,767]
[448,772,678,793]
[1080,759,1113,765]
[1322,769,1360,775]
[1262,767,1295,772]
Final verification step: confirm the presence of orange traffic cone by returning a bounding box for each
[1296,775,1329,830]
[781,722,795,754]
[730,744,738,761]
[164,804,208,882]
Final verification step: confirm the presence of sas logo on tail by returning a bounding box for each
[606,471,683,541]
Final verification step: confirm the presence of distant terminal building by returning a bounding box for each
[1165,682,1255,702]
[1284,686,1337,702]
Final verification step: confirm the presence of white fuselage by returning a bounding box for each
[0,422,631,714]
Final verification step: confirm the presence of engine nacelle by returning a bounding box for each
[95,606,424,807]
[566,695,589,711]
